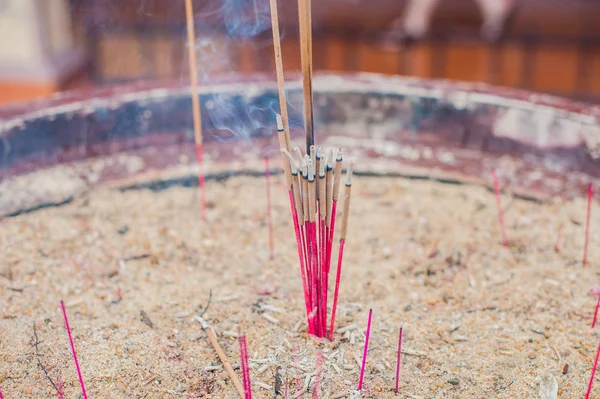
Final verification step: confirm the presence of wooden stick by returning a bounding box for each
[297,0,314,151]
[195,316,245,398]
[269,0,291,151]
[184,0,207,221]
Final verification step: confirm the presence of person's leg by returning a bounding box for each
[397,0,441,40]
[474,0,516,41]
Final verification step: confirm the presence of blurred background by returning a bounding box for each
[1,0,600,106]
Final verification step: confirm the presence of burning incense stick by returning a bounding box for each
[60,301,88,399]
[298,0,314,150]
[584,183,593,266]
[395,327,403,395]
[357,309,373,391]
[585,340,600,399]
[265,157,274,260]
[593,294,600,328]
[238,332,253,399]
[184,0,207,221]
[492,170,508,247]
[269,0,291,151]
[195,316,245,398]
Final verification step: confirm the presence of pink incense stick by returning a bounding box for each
[357,309,373,391]
[585,340,600,399]
[593,294,600,328]
[265,157,274,260]
[329,239,346,340]
[196,144,207,222]
[60,301,88,399]
[238,332,253,399]
[492,170,509,247]
[395,327,403,395]
[0,387,4,398]
[584,183,593,266]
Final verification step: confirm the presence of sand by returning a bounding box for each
[1,174,599,399]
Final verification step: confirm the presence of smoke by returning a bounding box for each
[222,0,272,38]
[188,0,295,148]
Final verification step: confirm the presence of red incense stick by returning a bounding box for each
[357,309,373,391]
[329,239,345,340]
[584,183,593,266]
[60,301,88,399]
[238,332,253,399]
[492,170,509,247]
[395,327,403,395]
[593,294,600,328]
[585,340,600,399]
[265,157,274,260]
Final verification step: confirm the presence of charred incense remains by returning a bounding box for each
[270,0,354,339]
[184,0,207,221]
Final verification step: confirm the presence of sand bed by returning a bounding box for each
[1,175,599,398]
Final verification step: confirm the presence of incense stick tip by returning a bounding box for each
[346,160,355,186]
[276,114,284,131]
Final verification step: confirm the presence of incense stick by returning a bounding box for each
[357,309,373,391]
[195,316,245,398]
[585,340,600,399]
[492,170,508,247]
[238,332,253,399]
[584,183,593,266]
[184,0,207,221]
[60,301,88,399]
[297,0,314,151]
[593,294,600,328]
[329,161,353,340]
[269,0,291,151]
[265,157,274,260]
[395,327,403,395]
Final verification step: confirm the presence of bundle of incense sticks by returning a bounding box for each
[269,0,353,338]
[278,118,353,338]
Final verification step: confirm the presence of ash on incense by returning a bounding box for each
[1,173,597,398]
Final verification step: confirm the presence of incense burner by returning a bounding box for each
[3,73,600,398]
[2,72,600,216]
